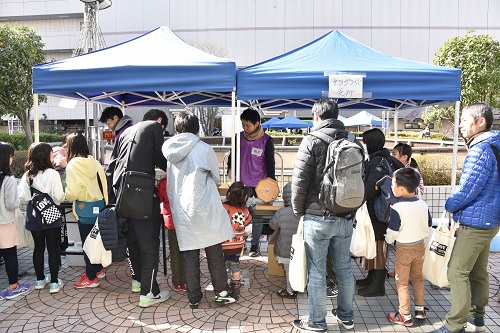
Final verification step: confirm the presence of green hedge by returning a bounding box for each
[0,132,64,150]
[12,150,28,178]
[414,154,463,186]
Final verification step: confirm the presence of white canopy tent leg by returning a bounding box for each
[394,110,399,143]
[230,91,236,182]
[451,101,461,191]
[33,94,39,143]
[235,99,241,181]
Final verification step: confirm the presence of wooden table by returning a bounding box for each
[251,203,284,217]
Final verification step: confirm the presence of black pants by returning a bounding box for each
[0,247,18,285]
[127,196,162,296]
[79,222,103,280]
[31,227,60,283]
[182,243,229,304]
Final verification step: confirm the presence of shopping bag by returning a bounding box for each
[422,219,456,288]
[289,216,307,292]
[15,208,34,249]
[350,203,376,259]
[83,219,112,267]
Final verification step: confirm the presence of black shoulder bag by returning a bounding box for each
[115,127,156,220]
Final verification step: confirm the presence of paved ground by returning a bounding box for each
[1,244,500,333]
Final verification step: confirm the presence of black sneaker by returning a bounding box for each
[249,244,260,257]
[292,319,326,332]
[327,283,338,298]
[215,290,237,304]
[332,308,354,330]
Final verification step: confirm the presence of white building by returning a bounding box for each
[1,0,499,129]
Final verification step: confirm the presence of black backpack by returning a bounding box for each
[373,158,400,223]
[310,131,366,215]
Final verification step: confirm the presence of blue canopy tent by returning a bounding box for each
[237,29,462,186]
[269,115,312,129]
[261,116,281,129]
[343,110,387,127]
[33,26,237,107]
[237,30,461,111]
[31,26,238,142]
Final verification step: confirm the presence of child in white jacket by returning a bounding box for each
[385,168,432,327]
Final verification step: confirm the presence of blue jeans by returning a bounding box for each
[251,219,264,246]
[304,213,355,329]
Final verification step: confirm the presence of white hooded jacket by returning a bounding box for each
[162,132,234,251]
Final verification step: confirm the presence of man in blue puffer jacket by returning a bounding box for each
[431,103,500,333]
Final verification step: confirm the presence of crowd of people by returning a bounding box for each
[0,101,499,333]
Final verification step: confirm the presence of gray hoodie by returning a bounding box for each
[162,132,234,251]
[269,182,301,258]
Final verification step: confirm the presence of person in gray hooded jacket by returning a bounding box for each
[269,182,300,299]
[162,110,236,309]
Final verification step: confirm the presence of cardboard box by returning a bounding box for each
[218,182,231,196]
[64,246,85,266]
[267,232,285,276]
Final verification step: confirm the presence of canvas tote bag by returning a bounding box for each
[422,216,457,288]
[289,216,307,292]
[350,202,376,259]
[83,219,112,267]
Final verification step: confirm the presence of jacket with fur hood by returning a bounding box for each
[162,132,234,251]
[65,155,108,221]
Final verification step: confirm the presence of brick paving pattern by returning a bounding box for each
[1,245,499,332]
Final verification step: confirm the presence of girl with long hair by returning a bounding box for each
[18,142,65,294]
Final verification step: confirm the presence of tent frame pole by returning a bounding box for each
[394,109,399,142]
[451,101,461,190]
[230,91,236,182]
[235,100,241,181]
[34,94,39,143]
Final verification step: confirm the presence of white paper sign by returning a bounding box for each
[328,74,364,98]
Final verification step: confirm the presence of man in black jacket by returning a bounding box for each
[291,99,357,332]
[113,109,168,308]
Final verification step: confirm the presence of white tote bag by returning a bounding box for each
[350,203,376,259]
[83,219,112,267]
[289,216,307,292]
[422,219,457,288]
[15,208,34,249]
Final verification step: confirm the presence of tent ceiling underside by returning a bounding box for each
[64,90,235,107]
[245,98,456,111]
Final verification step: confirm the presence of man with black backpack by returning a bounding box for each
[112,109,169,308]
[291,98,363,332]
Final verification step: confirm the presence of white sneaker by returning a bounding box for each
[49,278,63,294]
[139,290,170,308]
[131,279,141,293]
[35,276,50,290]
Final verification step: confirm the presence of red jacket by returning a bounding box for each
[221,203,252,251]
[157,178,174,229]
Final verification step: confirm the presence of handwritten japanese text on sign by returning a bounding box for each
[328,74,364,98]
